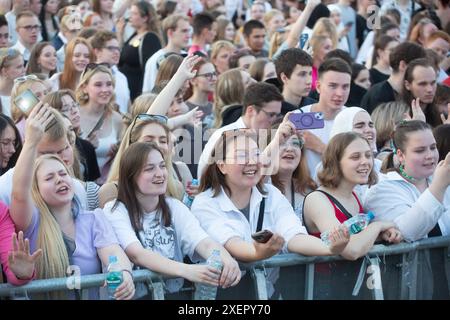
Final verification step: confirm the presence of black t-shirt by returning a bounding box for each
[75,137,101,182]
[281,96,317,116]
[369,68,390,86]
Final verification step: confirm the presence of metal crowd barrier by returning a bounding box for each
[1,236,449,300]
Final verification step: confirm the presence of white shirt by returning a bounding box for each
[191,184,307,296]
[364,171,450,242]
[295,105,344,177]
[49,72,61,91]
[356,31,374,65]
[11,40,31,62]
[0,167,88,213]
[103,197,209,293]
[56,45,65,72]
[111,66,130,115]
[197,117,247,179]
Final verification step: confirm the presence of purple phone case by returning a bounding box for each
[289,112,325,130]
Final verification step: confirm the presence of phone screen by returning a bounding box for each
[14,89,39,115]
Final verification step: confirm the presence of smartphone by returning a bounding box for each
[251,230,274,243]
[289,112,325,130]
[299,33,309,49]
[14,89,39,116]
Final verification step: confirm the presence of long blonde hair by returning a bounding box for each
[107,118,183,200]
[32,155,73,298]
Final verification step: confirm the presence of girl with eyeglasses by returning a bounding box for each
[76,64,122,185]
[25,41,57,79]
[103,142,241,299]
[192,127,350,299]
[0,49,25,118]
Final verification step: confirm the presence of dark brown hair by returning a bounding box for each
[318,132,378,188]
[433,124,450,162]
[113,142,171,230]
[26,42,56,77]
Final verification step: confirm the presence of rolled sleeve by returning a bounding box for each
[91,209,119,249]
[103,202,140,250]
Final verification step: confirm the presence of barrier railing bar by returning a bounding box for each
[408,250,418,300]
[400,253,409,300]
[251,268,269,300]
[304,263,314,300]
[369,257,384,300]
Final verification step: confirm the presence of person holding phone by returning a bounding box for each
[192,128,350,299]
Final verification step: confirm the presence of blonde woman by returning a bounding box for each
[0,48,25,118]
[76,64,122,184]
[9,103,135,299]
[210,40,235,75]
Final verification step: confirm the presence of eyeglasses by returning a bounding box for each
[18,25,41,31]
[104,46,121,52]
[280,138,304,150]
[128,114,168,145]
[195,71,217,80]
[259,108,279,119]
[14,74,39,84]
[61,102,80,113]
[0,33,9,39]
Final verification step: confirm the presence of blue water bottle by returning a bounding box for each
[106,255,123,300]
[182,179,199,208]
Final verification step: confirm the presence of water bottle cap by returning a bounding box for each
[191,179,199,185]
[366,211,375,221]
[109,255,118,264]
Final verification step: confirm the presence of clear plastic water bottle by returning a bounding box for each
[194,249,223,300]
[106,255,123,300]
[321,212,375,246]
[182,179,199,208]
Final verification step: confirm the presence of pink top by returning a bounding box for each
[311,66,318,92]
[188,44,208,56]
[0,201,33,285]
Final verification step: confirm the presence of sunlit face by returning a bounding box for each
[284,64,312,97]
[37,136,74,168]
[36,158,74,208]
[213,47,234,74]
[38,45,57,73]
[135,149,168,197]
[427,37,450,61]
[249,100,282,129]
[246,28,266,52]
[137,123,169,156]
[352,111,376,150]
[339,138,374,185]
[238,55,256,71]
[224,22,236,42]
[0,25,9,48]
[60,94,81,129]
[316,71,351,111]
[218,135,262,191]
[262,61,276,81]
[0,125,16,168]
[84,71,114,106]
[89,14,104,29]
[354,68,371,90]
[2,56,26,80]
[16,16,40,46]
[29,82,48,100]
[278,134,302,173]
[330,10,341,26]
[129,5,147,29]
[405,66,437,105]
[315,38,333,63]
[167,94,189,118]
[192,63,217,93]
[268,14,285,34]
[397,129,439,180]
[251,4,265,21]
[100,0,114,13]
[72,43,91,73]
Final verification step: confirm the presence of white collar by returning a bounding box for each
[12,40,27,55]
[216,185,266,213]
[385,171,433,184]
[58,31,68,44]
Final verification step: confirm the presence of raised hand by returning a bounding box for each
[405,98,426,122]
[8,231,42,280]
[176,55,203,80]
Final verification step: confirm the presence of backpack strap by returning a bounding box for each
[256,198,265,232]
[315,190,353,220]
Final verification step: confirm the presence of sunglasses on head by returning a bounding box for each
[128,114,168,145]
[81,62,110,77]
